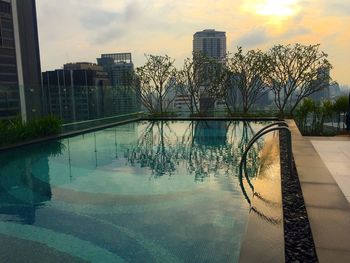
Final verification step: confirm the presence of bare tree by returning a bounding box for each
[264,44,332,116]
[226,47,269,114]
[135,55,177,114]
[177,52,222,116]
[205,56,231,111]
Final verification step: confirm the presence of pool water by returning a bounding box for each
[0,121,270,263]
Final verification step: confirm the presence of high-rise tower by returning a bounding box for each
[193,29,226,59]
[0,0,42,121]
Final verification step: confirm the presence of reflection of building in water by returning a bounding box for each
[54,123,139,174]
[106,122,139,151]
[0,145,56,224]
[42,62,110,123]
[194,121,228,146]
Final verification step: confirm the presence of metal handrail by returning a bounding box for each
[246,121,288,146]
[62,112,144,127]
[241,121,289,191]
[239,125,293,193]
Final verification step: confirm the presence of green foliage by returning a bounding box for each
[0,116,62,147]
[333,96,349,114]
[294,99,337,136]
[177,52,214,115]
[227,47,268,113]
[264,43,332,116]
[136,54,177,114]
[136,43,335,119]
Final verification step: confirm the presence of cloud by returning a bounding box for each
[80,10,119,29]
[280,27,311,39]
[236,28,270,47]
[322,0,350,16]
[35,0,350,84]
[82,2,142,44]
[236,25,311,48]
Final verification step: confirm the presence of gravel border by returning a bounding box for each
[280,131,318,262]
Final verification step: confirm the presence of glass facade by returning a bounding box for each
[0,0,43,121]
[42,67,141,124]
[0,0,20,119]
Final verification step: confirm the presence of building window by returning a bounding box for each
[0,15,15,49]
[0,2,11,15]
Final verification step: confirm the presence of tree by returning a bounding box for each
[205,57,231,112]
[334,95,349,114]
[264,43,332,116]
[177,52,229,116]
[176,52,210,115]
[135,55,177,114]
[334,95,349,130]
[226,47,269,114]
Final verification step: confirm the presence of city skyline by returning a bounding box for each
[36,0,350,85]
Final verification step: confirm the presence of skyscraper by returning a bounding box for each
[0,0,42,121]
[97,53,134,86]
[193,29,227,114]
[193,29,226,60]
[97,53,141,114]
[42,63,110,123]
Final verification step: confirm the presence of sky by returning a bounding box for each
[36,0,350,85]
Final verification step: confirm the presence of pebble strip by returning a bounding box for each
[280,132,318,262]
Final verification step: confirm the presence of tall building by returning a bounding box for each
[193,29,226,60]
[97,53,141,115]
[193,29,227,114]
[0,0,42,121]
[97,53,133,86]
[42,63,110,123]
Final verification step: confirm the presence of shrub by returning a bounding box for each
[294,99,337,136]
[0,115,62,147]
[333,96,349,114]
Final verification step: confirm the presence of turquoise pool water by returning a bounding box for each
[0,120,269,262]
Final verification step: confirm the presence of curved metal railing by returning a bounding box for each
[240,121,290,190]
[238,122,293,203]
[238,122,292,225]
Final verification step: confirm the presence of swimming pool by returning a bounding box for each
[0,120,279,262]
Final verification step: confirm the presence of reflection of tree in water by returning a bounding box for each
[233,121,263,181]
[125,121,263,181]
[125,121,178,177]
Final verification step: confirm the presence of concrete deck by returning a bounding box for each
[288,120,350,262]
[310,138,350,203]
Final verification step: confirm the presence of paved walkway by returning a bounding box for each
[310,137,350,203]
[288,120,350,262]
